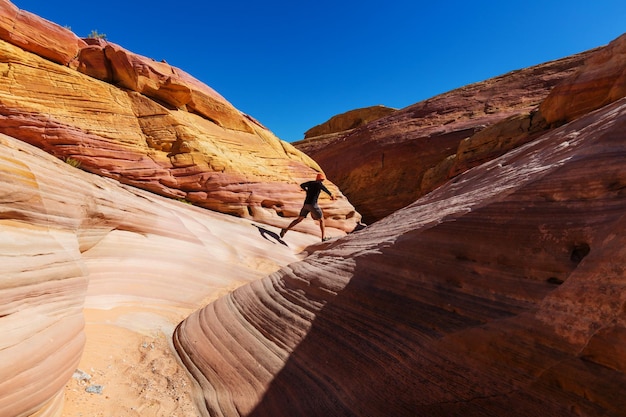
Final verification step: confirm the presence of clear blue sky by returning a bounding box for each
[12,0,626,142]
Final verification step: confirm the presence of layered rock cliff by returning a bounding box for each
[0,2,362,416]
[2,1,626,416]
[0,0,360,237]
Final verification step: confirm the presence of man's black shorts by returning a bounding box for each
[299,203,323,220]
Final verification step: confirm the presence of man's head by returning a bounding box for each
[316,173,325,181]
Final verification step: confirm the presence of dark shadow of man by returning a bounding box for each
[253,225,288,246]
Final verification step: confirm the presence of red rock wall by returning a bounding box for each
[295,49,597,224]
[540,34,626,125]
[0,0,86,64]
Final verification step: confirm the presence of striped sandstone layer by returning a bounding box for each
[0,132,321,417]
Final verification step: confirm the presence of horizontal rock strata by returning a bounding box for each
[174,98,626,416]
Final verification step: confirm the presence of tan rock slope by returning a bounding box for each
[295,44,613,224]
[0,0,360,237]
[174,35,626,416]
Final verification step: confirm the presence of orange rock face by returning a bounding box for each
[0,0,86,64]
[0,1,361,237]
[3,2,626,417]
[174,96,626,416]
[295,50,596,224]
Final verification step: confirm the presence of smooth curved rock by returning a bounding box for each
[0,0,86,65]
[174,98,626,416]
[0,132,321,417]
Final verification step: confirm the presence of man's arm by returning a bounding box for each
[321,184,336,200]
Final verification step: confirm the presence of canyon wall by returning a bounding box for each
[0,130,323,417]
[295,40,625,224]
[1,1,625,416]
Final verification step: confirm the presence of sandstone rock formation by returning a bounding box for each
[3,2,626,417]
[0,0,361,237]
[303,105,397,139]
[0,132,320,417]
[0,0,86,65]
[174,95,626,416]
[295,46,605,224]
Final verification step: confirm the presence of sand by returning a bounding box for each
[61,306,206,417]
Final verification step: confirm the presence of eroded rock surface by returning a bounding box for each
[175,97,626,416]
[540,33,626,125]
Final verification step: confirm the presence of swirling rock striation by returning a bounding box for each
[0,131,322,417]
[174,96,626,416]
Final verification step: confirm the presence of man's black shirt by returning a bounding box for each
[300,180,331,205]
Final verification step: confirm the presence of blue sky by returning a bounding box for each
[12,0,626,142]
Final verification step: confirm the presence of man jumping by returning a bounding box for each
[280,173,336,241]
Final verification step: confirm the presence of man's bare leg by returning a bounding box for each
[280,216,304,238]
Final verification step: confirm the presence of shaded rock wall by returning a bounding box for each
[0,0,361,236]
[174,97,626,416]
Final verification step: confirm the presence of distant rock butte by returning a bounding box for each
[175,95,626,417]
[303,105,397,139]
[0,0,361,237]
[294,38,625,224]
